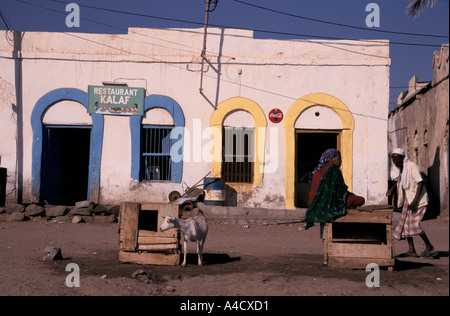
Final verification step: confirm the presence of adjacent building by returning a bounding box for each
[388,44,449,218]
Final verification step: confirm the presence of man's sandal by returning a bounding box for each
[421,251,439,259]
[397,252,419,258]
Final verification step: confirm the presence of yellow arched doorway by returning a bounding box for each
[284,93,355,209]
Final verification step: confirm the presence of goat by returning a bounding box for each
[160,209,208,266]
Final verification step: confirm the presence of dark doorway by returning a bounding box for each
[295,131,340,208]
[41,126,91,206]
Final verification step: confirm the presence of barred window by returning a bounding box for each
[141,126,173,181]
[222,127,254,183]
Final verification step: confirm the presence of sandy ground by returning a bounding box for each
[0,217,448,297]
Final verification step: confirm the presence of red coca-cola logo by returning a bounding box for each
[268,108,283,123]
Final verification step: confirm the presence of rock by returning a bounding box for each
[25,204,44,217]
[88,202,96,212]
[106,205,120,216]
[93,215,116,224]
[92,204,107,215]
[71,216,84,224]
[5,204,25,214]
[68,208,92,216]
[45,205,67,217]
[30,216,46,223]
[42,247,63,261]
[75,200,94,209]
[79,216,94,223]
[131,269,148,279]
[0,213,8,221]
[166,285,175,292]
[7,212,25,221]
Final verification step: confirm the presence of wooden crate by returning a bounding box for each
[118,202,181,265]
[324,207,395,271]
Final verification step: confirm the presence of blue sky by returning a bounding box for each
[1,0,448,110]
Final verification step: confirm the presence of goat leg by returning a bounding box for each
[197,240,203,266]
[181,240,188,267]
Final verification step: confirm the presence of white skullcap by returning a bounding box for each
[392,148,405,156]
[390,148,411,189]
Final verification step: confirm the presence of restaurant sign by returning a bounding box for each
[88,85,145,116]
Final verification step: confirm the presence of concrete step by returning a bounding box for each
[196,202,307,226]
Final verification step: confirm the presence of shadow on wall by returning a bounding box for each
[423,146,441,220]
[224,185,237,207]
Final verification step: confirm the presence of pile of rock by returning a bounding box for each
[0,200,119,224]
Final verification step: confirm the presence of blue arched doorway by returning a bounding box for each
[31,88,104,204]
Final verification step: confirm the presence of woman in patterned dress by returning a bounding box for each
[305,149,365,230]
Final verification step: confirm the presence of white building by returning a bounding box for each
[0,28,390,210]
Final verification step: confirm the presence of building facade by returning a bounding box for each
[0,28,390,210]
[388,44,449,218]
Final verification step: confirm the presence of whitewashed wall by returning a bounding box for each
[0,28,390,208]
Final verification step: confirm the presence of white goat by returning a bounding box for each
[160,209,208,266]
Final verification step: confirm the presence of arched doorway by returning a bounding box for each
[284,93,355,209]
[31,88,104,204]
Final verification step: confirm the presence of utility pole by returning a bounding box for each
[199,0,218,93]
[13,31,24,204]
[1,10,24,204]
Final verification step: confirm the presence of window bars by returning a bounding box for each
[141,126,173,181]
[222,127,254,183]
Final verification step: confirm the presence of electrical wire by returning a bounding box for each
[233,0,449,39]
[206,0,219,13]
[11,0,226,59]
[36,0,446,48]
[5,0,445,114]
[0,9,12,31]
[6,0,443,76]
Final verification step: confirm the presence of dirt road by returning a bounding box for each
[0,217,448,296]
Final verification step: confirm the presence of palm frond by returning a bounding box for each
[406,0,437,18]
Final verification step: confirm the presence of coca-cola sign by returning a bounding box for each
[268,108,284,123]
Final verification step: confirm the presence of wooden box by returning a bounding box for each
[118,202,181,265]
[324,207,395,271]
